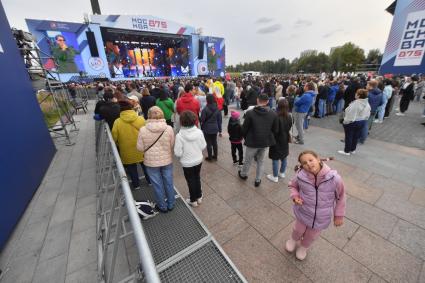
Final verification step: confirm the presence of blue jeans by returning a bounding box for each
[377,95,388,121]
[335,99,344,113]
[269,97,276,110]
[359,112,376,143]
[145,163,175,211]
[272,158,287,177]
[318,99,326,117]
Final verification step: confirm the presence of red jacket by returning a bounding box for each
[176,93,200,116]
[213,93,224,111]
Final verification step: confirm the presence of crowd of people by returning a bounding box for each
[92,72,424,260]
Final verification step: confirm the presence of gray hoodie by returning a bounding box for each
[343,98,371,124]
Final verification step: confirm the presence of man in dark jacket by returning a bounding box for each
[238,93,278,187]
[343,78,361,110]
[396,77,415,116]
[359,80,382,144]
[94,88,120,129]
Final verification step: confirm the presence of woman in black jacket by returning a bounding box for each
[200,95,222,161]
[267,99,292,183]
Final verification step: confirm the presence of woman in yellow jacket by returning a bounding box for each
[112,100,151,189]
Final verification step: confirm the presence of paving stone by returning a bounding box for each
[280,197,296,216]
[295,237,372,282]
[32,253,68,283]
[0,253,38,283]
[13,218,49,258]
[367,274,388,283]
[67,227,97,274]
[223,227,311,282]
[227,189,268,213]
[49,188,77,227]
[206,172,246,200]
[388,219,425,261]
[345,197,398,238]
[193,193,235,228]
[72,202,97,234]
[365,174,413,200]
[343,228,422,283]
[320,217,359,249]
[263,185,291,206]
[238,200,293,240]
[65,261,98,283]
[76,193,97,209]
[419,262,425,283]
[210,213,250,245]
[343,177,383,204]
[27,204,55,225]
[77,172,97,199]
[39,220,73,262]
[409,188,425,207]
[375,193,425,230]
[31,188,60,213]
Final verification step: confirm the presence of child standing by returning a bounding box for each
[227,111,244,166]
[174,111,207,207]
[286,150,346,260]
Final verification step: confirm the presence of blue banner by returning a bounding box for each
[0,3,56,251]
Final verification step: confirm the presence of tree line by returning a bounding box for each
[226,42,383,74]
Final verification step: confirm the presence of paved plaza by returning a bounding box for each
[1,101,425,282]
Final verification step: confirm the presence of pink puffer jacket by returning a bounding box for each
[137,119,175,167]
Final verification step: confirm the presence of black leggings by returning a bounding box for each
[231,143,243,164]
[204,133,218,158]
[183,163,203,202]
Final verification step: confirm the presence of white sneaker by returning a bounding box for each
[197,195,203,205]
[266,174,278,183]
[350,151,356,155]
[296,246,308,260]
[421,115,425,118]
[186,199,198,207]
[373,119,380,123]
[285,239,296,253]
[337,150,351,156]
[278,172,286,178]
[395,112,405,116]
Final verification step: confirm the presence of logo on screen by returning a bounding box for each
[197,61,208,75]
[88,57,104,71]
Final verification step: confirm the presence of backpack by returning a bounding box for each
[135,200,158,220]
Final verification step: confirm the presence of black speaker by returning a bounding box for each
[86,31,99,57]
[198,40,204,59]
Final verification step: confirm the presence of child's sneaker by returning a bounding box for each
[186,199,198,207]
[295,246,308,260]
[278,172,286,178]
[285,239,296,253]
[197,195,203,205]
[266,174,278,183]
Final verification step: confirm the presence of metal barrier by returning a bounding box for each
[96,121,160,283]
[96,120,247,283]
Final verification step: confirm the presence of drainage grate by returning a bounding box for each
[159,241,244,283]
[135,198,208,264]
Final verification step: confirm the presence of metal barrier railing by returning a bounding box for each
[96,121,160,283]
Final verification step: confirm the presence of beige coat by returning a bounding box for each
[137,119,175,167]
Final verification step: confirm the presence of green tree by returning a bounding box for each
[330,42,365,72]
[366,49,383,65]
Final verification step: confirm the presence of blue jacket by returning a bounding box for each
[328,85,338,102]
[368,88,383,113]
[294,91,315,113]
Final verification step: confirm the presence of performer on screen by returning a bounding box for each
[51,35,80,73]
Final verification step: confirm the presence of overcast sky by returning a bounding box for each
[2,0,394,65]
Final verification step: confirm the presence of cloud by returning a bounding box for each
[257,24,282,34]
[293,19,312,28]
[256,17,274,24]
[322,29,344,38]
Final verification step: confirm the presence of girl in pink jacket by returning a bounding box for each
[286,150,346,260]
